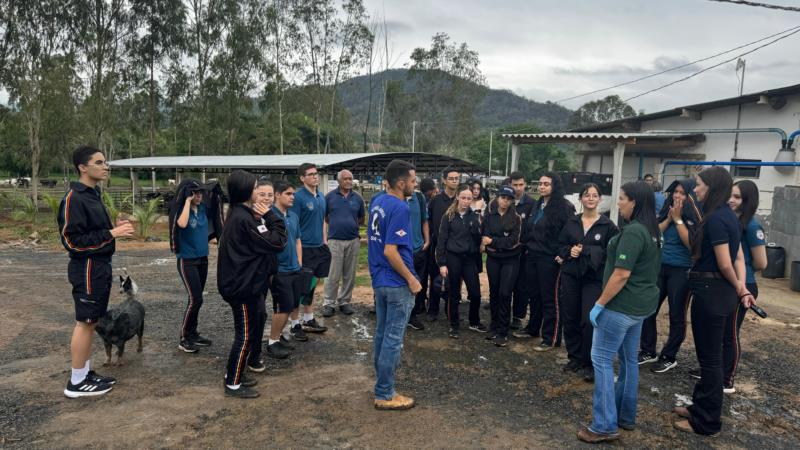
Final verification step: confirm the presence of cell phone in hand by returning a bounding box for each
[749,304,767,318]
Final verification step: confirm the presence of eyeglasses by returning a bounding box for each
[446,177,460,182]
[304,172,319,177]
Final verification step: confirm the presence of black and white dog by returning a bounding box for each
[95,269,146,366]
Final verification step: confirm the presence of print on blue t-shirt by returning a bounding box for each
[291,186,326,248]
[272,206,302,273]
[367,194,416,288]
[177,203,209,259]
[742,217,766,284]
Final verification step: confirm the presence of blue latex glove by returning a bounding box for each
[589,303,605,328]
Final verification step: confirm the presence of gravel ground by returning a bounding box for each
[0,242,798,449]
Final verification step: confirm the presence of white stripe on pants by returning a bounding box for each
[323,238,360,307]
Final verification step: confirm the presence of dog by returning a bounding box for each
[95,269,146,366]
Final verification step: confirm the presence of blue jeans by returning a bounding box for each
[374,285,414,400]
[589,308,647,435]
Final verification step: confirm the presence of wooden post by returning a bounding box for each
[510,142,520,173]
[610,142,626,225]
[130,169,136,208]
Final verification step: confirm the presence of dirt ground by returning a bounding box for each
[1,240,799,449]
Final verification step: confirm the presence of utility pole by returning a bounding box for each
[488,131,493,177]
[733,58,746,158]
[411,121,416,153]
[505,141,510,176]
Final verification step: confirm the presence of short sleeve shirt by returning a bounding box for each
[660,223,692,268]
[291,186,326,248]
[367,194,416,288]
[742,217,766,284]
[272,206,301,273]
[693,205,741,273]
[408,192,427,252]
[325,190,365,241]
[602,220,660,317]
[177,204,209,259]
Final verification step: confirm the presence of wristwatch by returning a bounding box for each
[675,219,684,225]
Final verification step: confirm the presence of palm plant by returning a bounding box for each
[132,198,161,239]
[41,193,62,224]
[10,193,37,222]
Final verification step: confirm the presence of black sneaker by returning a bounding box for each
[87,370,117,385]
[225,385,260,398]
[407,315,425,330]
[509,318,522,330]
[291,324,308,342]
[280,335,295,350]
[64,377,113,398]
[580,366,595,383]
[247,360,266,373]
[321,306,335,317]
[533,341,553,352]
[637,351,658,365]
[689,368,701,379]
[511,330,534,339]
[563,360,582,373]
[191,334,213,347]
[302,318,328,333]
[339,304,355,315]
[240,374,258,387]
[651,358,678,374]
[448,328,459,339]
[493,335,508,347]
[468,323,489,333]
[485,333,497,341]
[179,339,199,353]
[267,341,291,359]
[723,381,736,394]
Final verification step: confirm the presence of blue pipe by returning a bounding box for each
[665,161,800,167]
[789,130,800,148]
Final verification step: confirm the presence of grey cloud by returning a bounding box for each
[553,56,699,77]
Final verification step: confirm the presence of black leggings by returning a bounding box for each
[640,264,691,361]
[525,254,561,345]
[177,257,208,340]
[225,299,261,386]
[560,272,601,367]
[247,295,268,366]
[486,256,519,337]
[445,251,481,328]
[723,283,757,386]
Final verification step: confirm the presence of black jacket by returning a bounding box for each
[481,209,522,259]
[217,204,287,302]
[428,191,455,242]
[515,194,536,221]
[435,209,481,266]
[523,197,576,256]
[58,182,115,261]
[558,214,619,280]
[168,179,225,254]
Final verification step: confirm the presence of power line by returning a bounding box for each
[623,26,800,102]
[707,0,800,12]
[553,23,800,103]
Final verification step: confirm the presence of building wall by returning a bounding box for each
[583,93,800,213]
[766,185,800,277]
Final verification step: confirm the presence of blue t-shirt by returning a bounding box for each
[693,205,741,273]
[325,189,365,240]
[369,190,385,210]
[408,192,427,252]
[660,223,692,268]
[272,206,302,273]
[742,217,766,284]
[367,194,416,288]
[177,204,209,259]
[654,191,666,214]
[291,186,326,248]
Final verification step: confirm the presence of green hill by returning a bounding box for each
[337,68,572,132]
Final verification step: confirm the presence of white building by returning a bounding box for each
[570,83,800,214]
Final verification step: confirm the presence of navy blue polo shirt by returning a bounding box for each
[177,204,209,259]
[367,194,415,288]
[408,192,427,252]
[693,205,741,272]
[325,189,365,240]
[291,186,326,247]
[272,206,302,273]
[742,217,766,284]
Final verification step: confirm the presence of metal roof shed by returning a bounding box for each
[501,132,705,222]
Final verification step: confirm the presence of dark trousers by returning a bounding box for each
[427,239,443,315]
[487,256,519,337]
[512,252,530,320]
[247,295,268,366]
[225,299,261,386]
[446,251,481,328]
[525,254,560,344]
[177,256,208,340]
[723,283,757,386]
[640,265,691,361]
[561,272,601,367]
[688,278,738,435]
[411,249,428,317]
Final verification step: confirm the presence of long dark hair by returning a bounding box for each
[542,171,565,200]
[495,195,519,231]
[226,170,257,218]
[733,179,759,230]
[691,166,733,259]
[620,181,660,243]
[657,178,701,225]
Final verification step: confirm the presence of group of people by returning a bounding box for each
[57,145,766,440]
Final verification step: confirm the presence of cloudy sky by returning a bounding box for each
[364,0,800,113]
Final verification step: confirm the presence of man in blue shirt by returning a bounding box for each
[368,159,422,410]
[290,163,329,333]
[322,170,365,317]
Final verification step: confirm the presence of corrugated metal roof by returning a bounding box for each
[501,131,701,141]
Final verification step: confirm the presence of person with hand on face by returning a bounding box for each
[578,182,660,443]
[672,167,754,436]
[59,146,135,398]
[482,186,523,347]
[368,160,422,410]
[172,179,215,354]
[436,184,485,339]
[558,184,618,382]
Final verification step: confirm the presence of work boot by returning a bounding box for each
[374,394,416,410]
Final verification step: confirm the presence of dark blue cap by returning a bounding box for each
[498,186,515,198]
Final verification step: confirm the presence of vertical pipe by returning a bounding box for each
[610,142,626,225]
